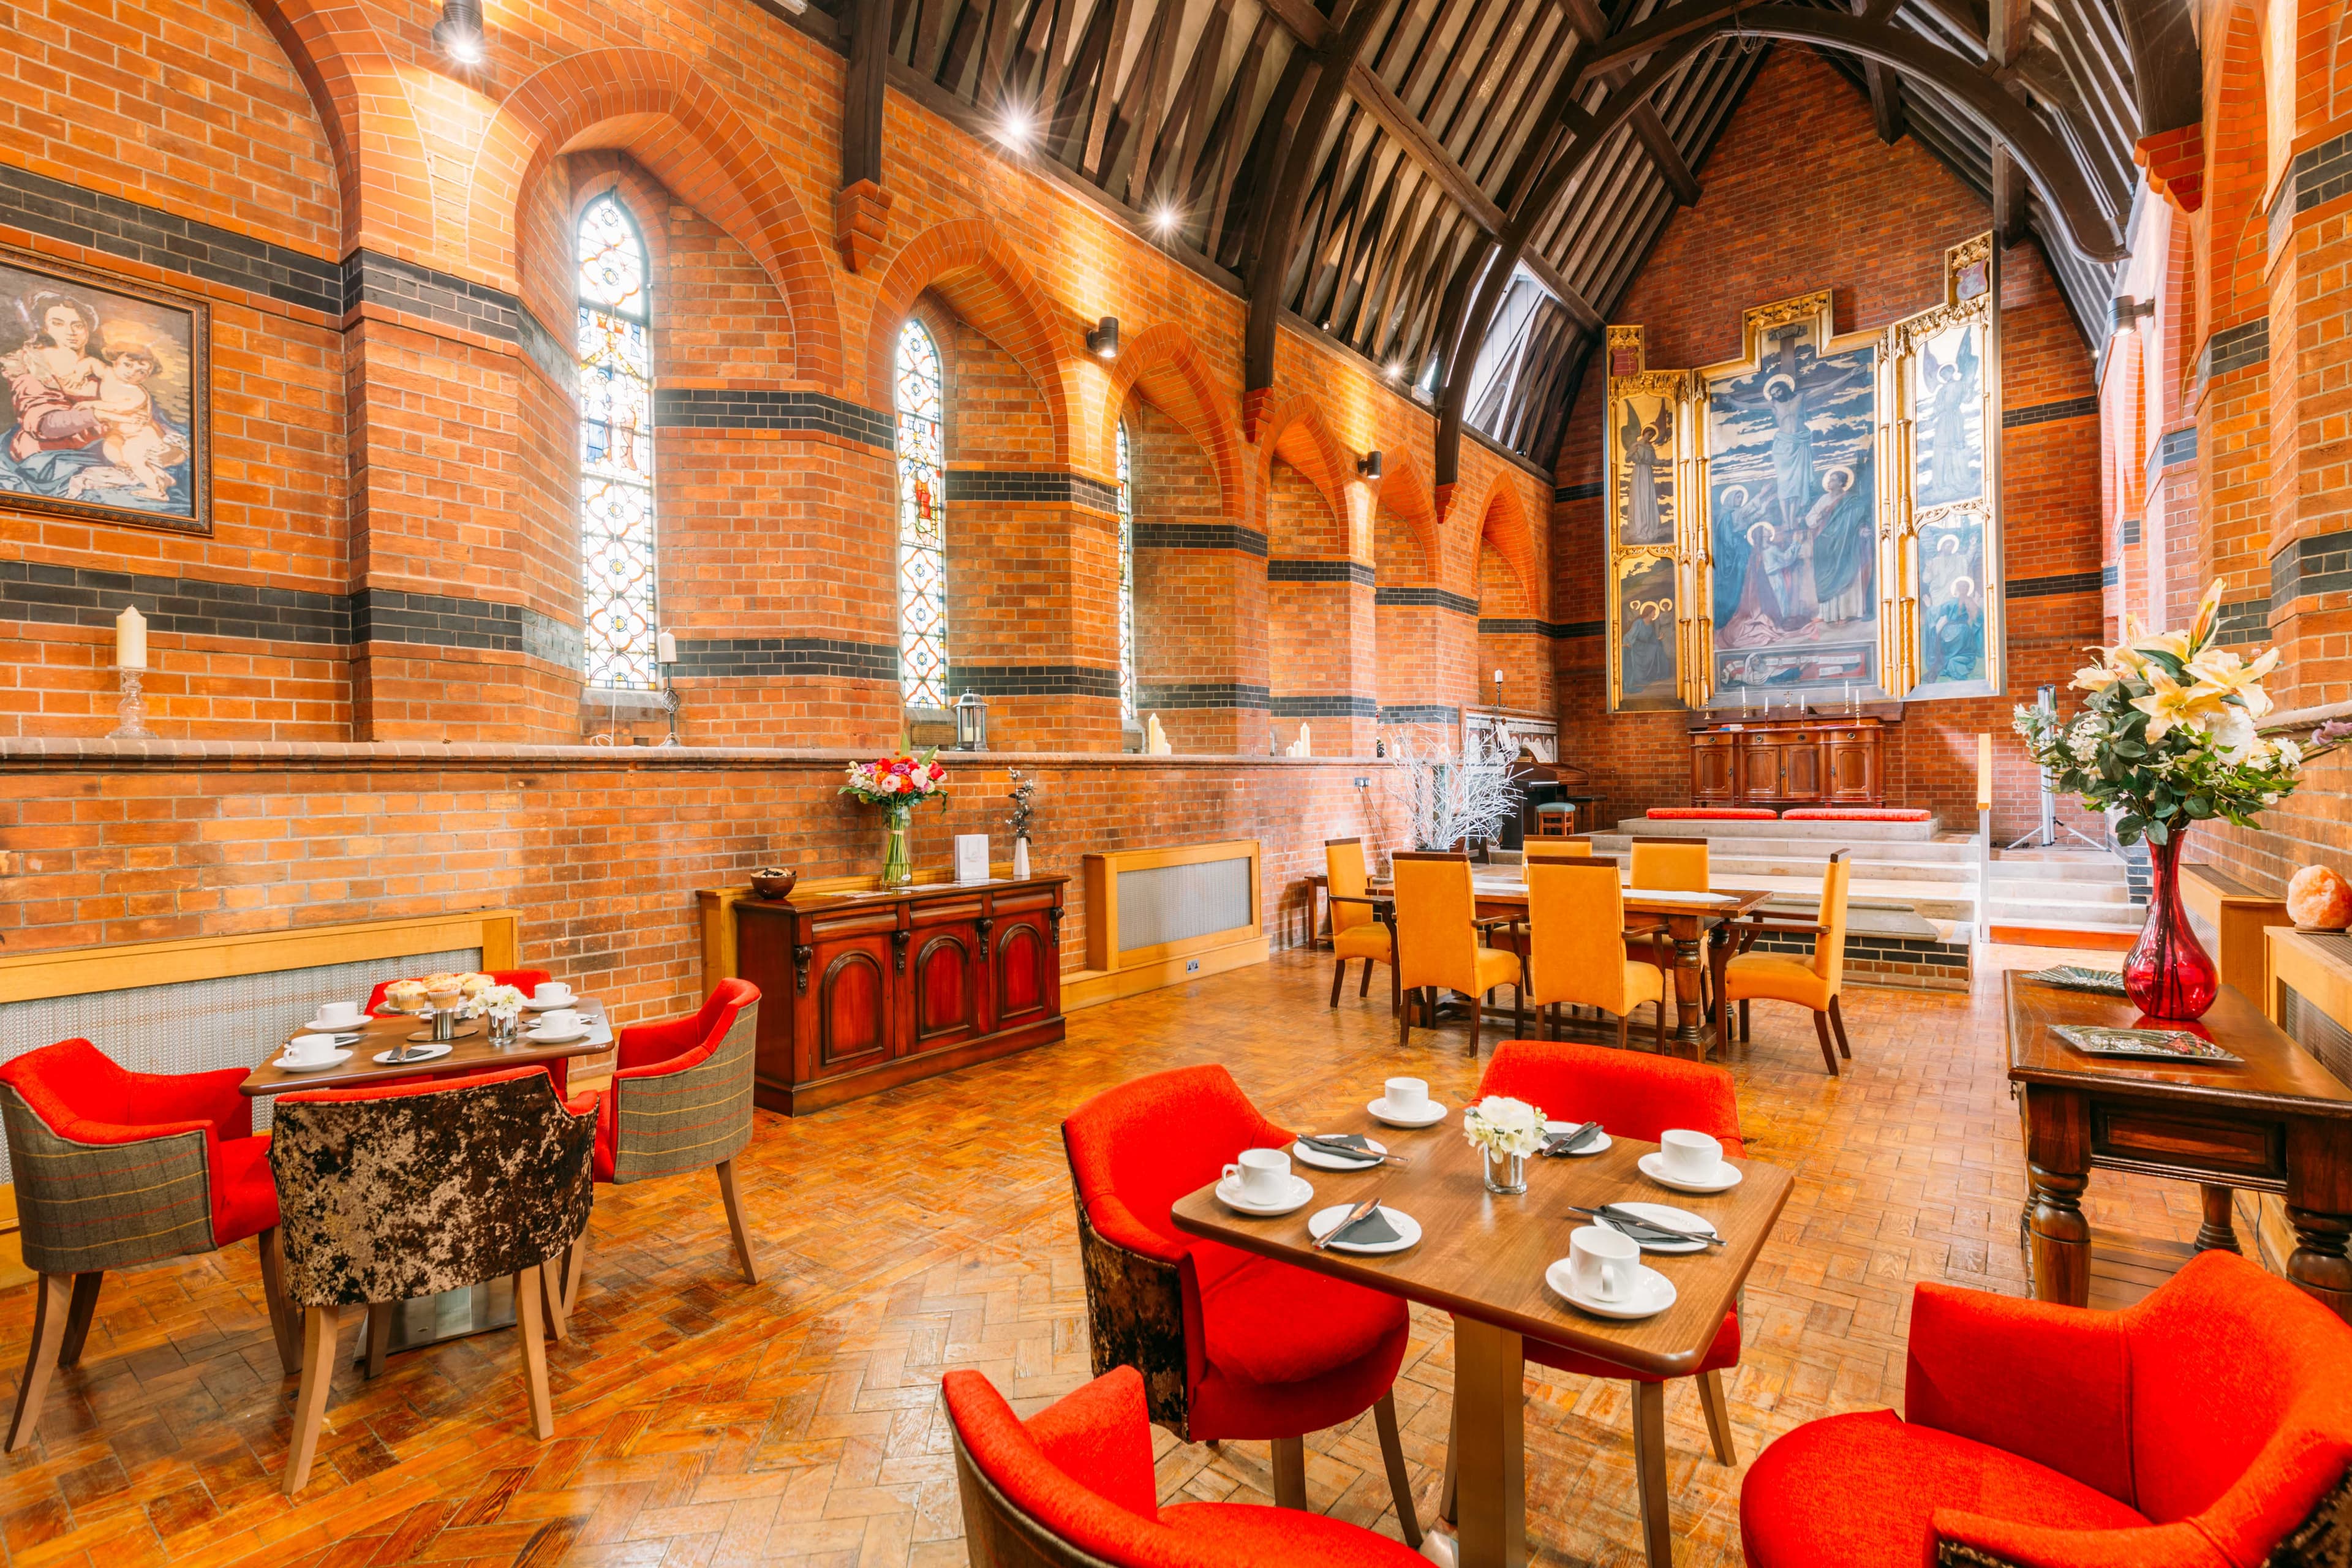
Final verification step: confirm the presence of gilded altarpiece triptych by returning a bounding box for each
[1602,236,2002,712]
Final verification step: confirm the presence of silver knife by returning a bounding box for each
[1298,1134,1408,1166]
[1572,1204,1724,1245]
[1543,1121,1602,1155]
[1314,1196,1382,1250]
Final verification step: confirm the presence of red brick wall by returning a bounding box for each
[1549,45,2103,836]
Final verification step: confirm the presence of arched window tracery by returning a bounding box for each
[895,319,948,709]
[576,194,660,690]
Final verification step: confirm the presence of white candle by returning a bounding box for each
[657,630,677,665]
[115,605,147,670]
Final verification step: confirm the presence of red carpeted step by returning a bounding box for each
[1645,807,1779,820]
[1782,807,1934,821]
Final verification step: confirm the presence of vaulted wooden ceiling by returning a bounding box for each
[790,0,2185,474]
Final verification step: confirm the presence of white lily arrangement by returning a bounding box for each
[2013,579,2302,846]
[1462,1095,1548,1161]
[480,983,526,1023]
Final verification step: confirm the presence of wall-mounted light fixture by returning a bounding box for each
[995,108,1035,149]
[1357,449,1383,480]
[1149,203,1180,236]
[1085,317,1120,361]
[431,0,486,62]
[955,690,989,751]
[1493,668,1506,709]
[2107,294,2154,339]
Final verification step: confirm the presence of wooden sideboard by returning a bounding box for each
[729,875,1069,1114]
[1689,718,1885,808]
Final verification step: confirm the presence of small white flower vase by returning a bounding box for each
[1013,837,1031,880]
[489,1007,519,1047]
[1484,1149,1528,1195]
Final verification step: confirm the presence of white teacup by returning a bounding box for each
[285,1033,341,1065]
[1660,1129,1725,1182]
[534,1008,581,1036]
[1383,1076,1430,1116]
[315,1000,363,1028]
[1567,1223,1641,1302]
[1221,1147,1291,1202]
[533,981,574,1006]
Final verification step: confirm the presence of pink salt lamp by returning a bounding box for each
[2286,864,2352,930]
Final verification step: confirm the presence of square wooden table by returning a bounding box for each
[243,997,613,1098]
[1171,1116,1792,1567]
[2004,971,2352,1321]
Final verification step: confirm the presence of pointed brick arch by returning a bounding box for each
[243,0,421,255]
[1253,393,1355,541]
[1102,323,1243,518]
[1375,451,1442,584]
[865,219,1074,465]
[470,47,842,390]
[1474,480,1538,613]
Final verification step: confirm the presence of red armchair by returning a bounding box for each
[1452,1041,1746,1564]
[0,1038,290,1450]
[945,1365,1428,1567]
[1063,1065,1420,1537]
[361,968,552,1014]
[563,978,761,1303]
[1740,1250,2352,1567]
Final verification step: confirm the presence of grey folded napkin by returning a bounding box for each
[1329,1207,1400,1245]
[1542,1122,1603,1156]
[1303,1133,1378,1159]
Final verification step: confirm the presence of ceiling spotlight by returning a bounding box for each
[1385,358,1407,380]
[1358,449,1384,480]
[1085,316,1120,361]
[1150,202,1180,235]
[997,109,1034,148]
[431,0,486,63]
[2107,293,2154,340]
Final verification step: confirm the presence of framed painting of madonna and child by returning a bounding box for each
[0,244,209,536]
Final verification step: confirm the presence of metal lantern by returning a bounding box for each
[955,690,988,751]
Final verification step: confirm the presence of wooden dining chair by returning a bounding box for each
[1392,851,1523,1054]
[1520,861,1669,1050]
[1724,850,1855,1074]
[0,1039,292,1451]
[1324,837,1398,1012]
[268,1066,593,1494]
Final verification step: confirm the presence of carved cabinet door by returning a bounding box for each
[1826,729,1880,802]
[1691,734,1736,802]
[1739,734,1785,803]
[1781,741,1823,801]
[992,906,1061,1028]
[908,921,987,1054]
[810,930,897,1075]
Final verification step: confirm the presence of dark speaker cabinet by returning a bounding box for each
[734,875,1068,1114]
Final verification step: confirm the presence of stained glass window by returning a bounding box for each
[576,195,660,690]
[895,318,948,709]
[1117,420,1136,722]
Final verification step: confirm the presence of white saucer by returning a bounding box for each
[1596,1200,1714,1254]
[1638,1151,1743,1193]
[1368,1097,1447,1128]
[1216,1174,1314,1216]
[274,1049,352,1072]
[374,1042,453,1065]
[305,1016,368,1033]
[525,1027,590,1045]
[522,996,578,1012]
[1546,1256,1677,1319]
[1306,1204,1423,1254]
[1542,1120,1611,1156]
[1294,1137,1386,1170]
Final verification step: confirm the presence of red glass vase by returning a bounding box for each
[2123,828,2219,1020]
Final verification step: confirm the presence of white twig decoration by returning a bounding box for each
[1381,729,1523,855]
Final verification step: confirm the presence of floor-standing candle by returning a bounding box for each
[115,604,148,669]
[657,630,677,665]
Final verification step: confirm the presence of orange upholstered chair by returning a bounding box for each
[1723,850,1853,1074]
[944,1365,1427,1567]
[1324,836,1398,1012]
[1061,1066,1420,1534]
[1740,1250,2352,1567]
[1627,837,1708,891]
[1521,860,1667,1049]
[1392,851,1523,1053]
[1438,1042,1745,1564]
[1520,836,1594,861]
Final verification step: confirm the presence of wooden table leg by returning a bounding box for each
[1628,1381,1672,1567]
[2285,1118,2352,1322]
[2194,1185,2241,1253]
[1450,1316,1526,1568]
[2021,1084,2092,1306]
[1706,923,1732,1039]
[1667,914,1709,1057]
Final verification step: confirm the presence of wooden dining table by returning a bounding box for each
[1357,875,1774,1058]
[1172,1116,1792,1567]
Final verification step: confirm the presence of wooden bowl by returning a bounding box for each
[750,867,798,900]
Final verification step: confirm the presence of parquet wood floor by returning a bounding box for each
[0,944,2231,1567]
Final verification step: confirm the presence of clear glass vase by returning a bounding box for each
[1483,1149,1527,1195]
[880,802,914,888]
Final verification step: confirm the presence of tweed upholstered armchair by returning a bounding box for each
[563,977,762,1303]
[268,1066,594,1494]
[0,1038,289,1452]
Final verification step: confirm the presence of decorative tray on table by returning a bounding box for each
[2052,1025,2244,1065]
[2026,965,2130,996]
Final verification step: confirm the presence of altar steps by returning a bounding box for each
[1984,848,2144,940]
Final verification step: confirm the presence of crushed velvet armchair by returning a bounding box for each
[0,1038,288,1452]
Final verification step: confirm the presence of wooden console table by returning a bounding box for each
[1689,717,1885,808]
[725,875,1068,1114]
[2004,970,2352,1321]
